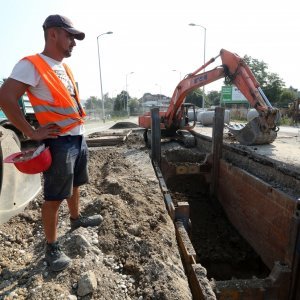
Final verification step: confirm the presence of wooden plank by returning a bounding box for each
[164,193,175,220]
[88,136,124,141]
[88,129,131,137]
[175,221,196,265]
[176,165,188,174]
[86,130,132,147]
[124,130,132,138]
[176,201,190,230]
[190,264,216,300]
[86,136,124,147]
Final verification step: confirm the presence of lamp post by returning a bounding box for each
[97,31,113,123]
[126,72,134,117]
[172,69,181,82]
[189,23,206,109]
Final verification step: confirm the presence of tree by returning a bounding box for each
[128,98,139,113]
[278,88,298,108]
[186,89,203,108]
[85,96,100,110]
[206,90,221,106]
[103,93,114,111]
[114,91,128,111]
[263,72,285,104]
[242,55,285,105]
[243,56,269,86]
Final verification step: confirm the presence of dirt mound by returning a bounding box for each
[0,132,192,299]
[109,122,140,129]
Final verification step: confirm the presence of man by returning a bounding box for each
[0,15,102,272]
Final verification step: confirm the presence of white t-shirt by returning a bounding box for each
[10,53,84,135]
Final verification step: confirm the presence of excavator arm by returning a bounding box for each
[139,49,280,145]
[220,49,279,138]
[165,66,225,129]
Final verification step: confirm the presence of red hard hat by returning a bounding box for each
[4,147,52,174]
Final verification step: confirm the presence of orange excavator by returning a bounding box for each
[138,49,280,146]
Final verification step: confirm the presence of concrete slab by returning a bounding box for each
[192,124,300,170]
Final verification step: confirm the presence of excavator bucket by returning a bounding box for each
[227,117,277,145]
[0,127,41,225]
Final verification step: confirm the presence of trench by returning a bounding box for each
[160,147,270,282]
[167,174,270,281]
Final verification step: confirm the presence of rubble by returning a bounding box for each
[0,132,192,300]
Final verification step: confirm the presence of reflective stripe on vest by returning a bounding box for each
[24,54,86,133]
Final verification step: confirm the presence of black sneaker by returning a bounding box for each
[70,214,103,230]
[45,241,71,272]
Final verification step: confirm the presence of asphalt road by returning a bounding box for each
[84,116,139,136]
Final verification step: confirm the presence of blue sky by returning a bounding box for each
[1,0,299,100]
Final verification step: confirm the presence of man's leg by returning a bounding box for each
[42,136,75,272]
[42,200,61,243]
[68,186,103,230]
[42,199,71,272]
[67,186,80,219]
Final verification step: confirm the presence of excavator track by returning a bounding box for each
[227,117,277,145]
[176,130,196,148]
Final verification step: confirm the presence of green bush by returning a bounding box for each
[279,115,294,126]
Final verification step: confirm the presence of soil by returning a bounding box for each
[0,129,192,300]
[109,122,140,130]
[1,121,297,299]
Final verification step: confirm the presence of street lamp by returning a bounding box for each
[97,31,113,123]
[126,72,134,116]
[189,23,206,109]
[172,69,181,82]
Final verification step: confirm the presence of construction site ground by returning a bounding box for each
[0,128,193,300]
[0,117,299,300]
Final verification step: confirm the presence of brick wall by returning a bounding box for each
[217,160,297,269]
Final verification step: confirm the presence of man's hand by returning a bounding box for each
[29,124,61,140]
[0,79,61,141]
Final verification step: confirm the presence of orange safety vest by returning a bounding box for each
[24,54,86,134]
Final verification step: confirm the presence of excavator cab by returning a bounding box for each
[180,102,197,129]
[0,127,41,225]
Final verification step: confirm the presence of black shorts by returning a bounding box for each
[43,135,89,201]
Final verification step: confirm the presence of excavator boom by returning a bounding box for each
[138,49,280,145]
